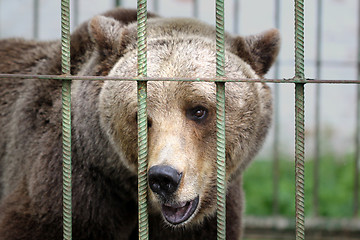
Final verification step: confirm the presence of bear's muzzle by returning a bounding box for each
[148,165,200,225]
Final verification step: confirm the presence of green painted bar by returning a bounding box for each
[216,0,226,239]
[137,1,149,239]
[115,0,122,7]
[294,0,305,80]
[294,83,305,240]
[61,0,72,240]
[294,0,305,240]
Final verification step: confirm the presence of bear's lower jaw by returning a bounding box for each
[161,196,199,225]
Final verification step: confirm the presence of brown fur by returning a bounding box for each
[0,8,279,240]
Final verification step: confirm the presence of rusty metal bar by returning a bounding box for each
[2,74,360,84]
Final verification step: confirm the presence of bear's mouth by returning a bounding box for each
[161,196,199,225]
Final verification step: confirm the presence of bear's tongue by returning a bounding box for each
[161,196,199,225]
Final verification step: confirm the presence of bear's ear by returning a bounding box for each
[89,15,128,53]
[232,29,280,76]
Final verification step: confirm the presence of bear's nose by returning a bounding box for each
[148,165,182,199]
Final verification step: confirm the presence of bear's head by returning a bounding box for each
[84,14,279,227]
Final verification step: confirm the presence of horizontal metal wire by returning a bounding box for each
[1,74,360,84]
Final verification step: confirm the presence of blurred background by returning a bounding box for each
[1,0,359,239]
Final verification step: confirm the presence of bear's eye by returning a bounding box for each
[186,106,208,123]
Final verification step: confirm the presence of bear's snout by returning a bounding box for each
[148,165,182,200]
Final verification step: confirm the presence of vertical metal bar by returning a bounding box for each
[216,0,226,239]
[354,0,360,218]
[193,0,199,18]
[272,0,281,216]
[0,1,1,38]
[33,0,39,39]
[115,0,122,7]
[294,0,305,239]
[137,1,149,239]
[233,0,240,34]
[295,0,305,80]
[313,0,323,218]
[61,0,72,239]
[355,85,360,217]
[355,92,360,217]
[73,0,79,28]
[153,0,159,13]
[295,84,305,240]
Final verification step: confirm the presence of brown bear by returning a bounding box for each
[0,8,279,240]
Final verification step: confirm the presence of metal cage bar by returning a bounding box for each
[216,0,226,239]
[137,1,149,239]
[73,0,79,28]
[355,0,360,218]
[272,0,281,216]
[61,0,72,240]
[33,0,39,39]
[294,0,306,240]
[115,0,122,7]
[2,73,360,84]
[313,0,323,218]
[153,0,159,13]
[193,0,199,18]
[233,0,240,34]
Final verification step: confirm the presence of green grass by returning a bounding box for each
[243,154,357,217]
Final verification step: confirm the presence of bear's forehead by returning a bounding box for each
[110,37,256,80]
[126,18,221,40]
[106,17,258,102]
[114,18,257,79]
